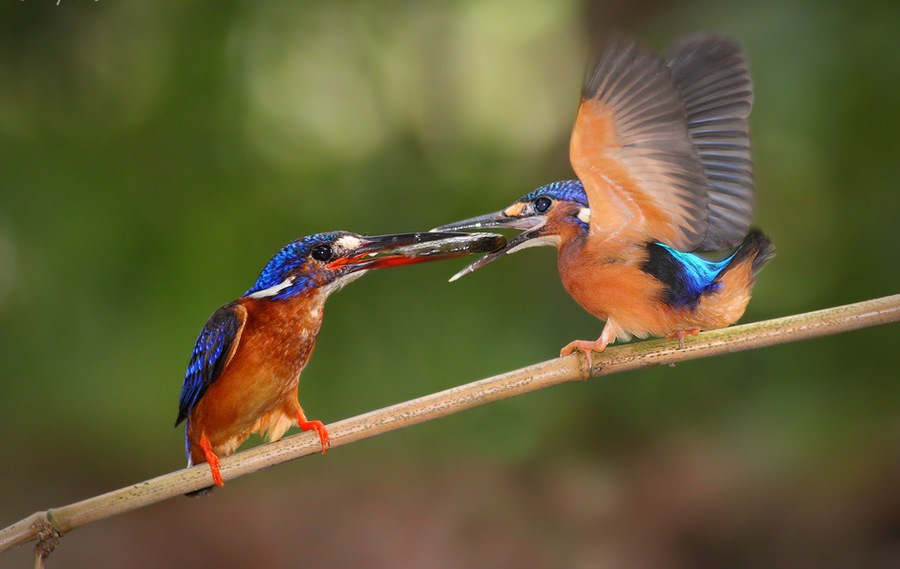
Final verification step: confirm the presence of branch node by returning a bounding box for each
[32,522,60,569]
[577,354,592,380]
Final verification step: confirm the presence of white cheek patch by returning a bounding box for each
[506,234,561,254]
[577,207,591,225]
[247,276,295,299]
[334,235,362,252]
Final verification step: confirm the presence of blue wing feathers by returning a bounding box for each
[174,302,246,427]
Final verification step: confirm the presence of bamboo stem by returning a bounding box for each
[1,294,898,561]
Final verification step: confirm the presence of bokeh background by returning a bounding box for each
[1,0,898,567]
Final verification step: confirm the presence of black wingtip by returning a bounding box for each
[174,413,186,429]
[666,35,746,69]
[745,229,775,276]
[726,229,774,278]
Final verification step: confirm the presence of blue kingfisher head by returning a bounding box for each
[432,180,591,280]
[243,231,507,300]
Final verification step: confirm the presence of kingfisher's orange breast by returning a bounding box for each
[558,235,675,340]
[187,292,326,461]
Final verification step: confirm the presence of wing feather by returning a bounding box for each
[174,302,247,427]
[666,36,755,250]
[572,40,709,250]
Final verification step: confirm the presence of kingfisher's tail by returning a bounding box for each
[716,229,775,284]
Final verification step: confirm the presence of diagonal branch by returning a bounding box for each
[2,294,899,563]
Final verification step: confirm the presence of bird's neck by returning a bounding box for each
[549,209,590,253]
[243,290,328,341]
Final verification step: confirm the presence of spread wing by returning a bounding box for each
[570,40,708,250]
[174,302,247,427]
[667,36,754,251]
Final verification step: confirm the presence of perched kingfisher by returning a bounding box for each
[175,230,504,492]
[435,36,774,367]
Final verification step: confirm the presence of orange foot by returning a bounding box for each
[199,433,224,487]
[297,409,331,455]
[560,319,617,372]
[560,338,609,372]
[667,328,700,350]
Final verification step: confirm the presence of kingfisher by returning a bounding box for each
[434,36,774,368]
[175,230,504,492]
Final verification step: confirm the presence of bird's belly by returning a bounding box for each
[559,255,753,341]
[190,368,298,453]
[561,261,673,340]
[188,332,314,458]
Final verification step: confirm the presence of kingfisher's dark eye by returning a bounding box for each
[533,196,552,213]
[311,244,333,262]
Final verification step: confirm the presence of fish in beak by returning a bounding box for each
[327,231,507,273]
[431,204,555,281]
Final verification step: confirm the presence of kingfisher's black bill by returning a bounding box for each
[328,231,506,272]
[448,229,546,281]
[432,210,544,232]
[433,211,548,281]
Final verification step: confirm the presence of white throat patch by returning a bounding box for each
[321,269,367,296]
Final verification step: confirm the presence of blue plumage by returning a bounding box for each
[523,180,738,310]
[175,303,245,428]
[520,179,744,311]
[643,243,734,310]
[176,238,336,432]
[244,233,342,300]
[178,234,343,431]
[521,180,589,207]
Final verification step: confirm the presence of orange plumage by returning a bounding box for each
[434,36,774,365]
[176,231,506,492]
[184,292,329,472]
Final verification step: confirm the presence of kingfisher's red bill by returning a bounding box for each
[434,36,774,368]
[176,230,505,495]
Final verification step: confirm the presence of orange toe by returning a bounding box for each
[667,328,700,349]
[560,338,609,372]
[298,414,331,455]
[199,434,224,487]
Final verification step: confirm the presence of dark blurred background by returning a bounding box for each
[1,0,898,567]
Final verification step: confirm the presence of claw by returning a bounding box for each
[667,328,700,349]
[297,410,331,455]
[199,433,224,487]
[560,338,609,374]
[560,319,616,375]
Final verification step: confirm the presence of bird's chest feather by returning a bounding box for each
[197,294,325,432]
[234,296,323,397]
[558,235,673,337]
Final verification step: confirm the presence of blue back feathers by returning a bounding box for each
[244,232,343,300]
[520,180,589,208]
[643,243,734,310]
[642,229,773,310]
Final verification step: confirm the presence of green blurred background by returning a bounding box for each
[1,0,898,567]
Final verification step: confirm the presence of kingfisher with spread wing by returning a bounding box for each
[175,231,504,492]
[435,36,774,367]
